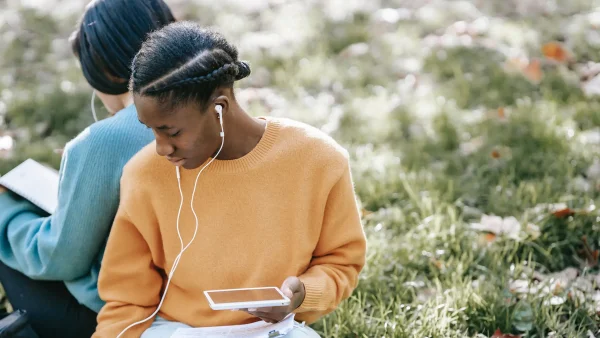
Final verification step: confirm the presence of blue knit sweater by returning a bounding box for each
[0,104,153,312]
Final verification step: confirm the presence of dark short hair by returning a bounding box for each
[130,21,251,110]
[70,0,176,95]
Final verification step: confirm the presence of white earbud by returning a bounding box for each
[117,103,227,338]
[216,105,224,138]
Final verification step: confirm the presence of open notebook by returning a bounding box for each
[0,159,59,214]
[170,314,296,338]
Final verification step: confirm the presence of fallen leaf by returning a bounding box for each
[339,42,370,58]
[544,296,566,306]
[522,59,543,83]
[492,329,522,338]
[497,107,506,119]
[552,208,576,218]
[542,42,572,63]
[431,258,443,269]
[503,56,543,84]
[504,56,529,72]
[459,136,485,156]
[582,74,600,97]
[471,215,522,240]
[483,232,497,243]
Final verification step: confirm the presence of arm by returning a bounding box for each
[295,161,367,324]
[0,135,121,280]
[94,206,162,338]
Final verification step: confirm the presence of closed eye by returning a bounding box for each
[169,130,181,138]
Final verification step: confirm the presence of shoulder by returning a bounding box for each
[274,117,349,170]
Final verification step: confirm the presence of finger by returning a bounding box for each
[243,306,286,315]
[245,311,283,323]
[282,276,303,294]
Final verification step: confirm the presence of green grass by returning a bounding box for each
[1,0,600,336]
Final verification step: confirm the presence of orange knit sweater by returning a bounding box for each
[93,117,367,337]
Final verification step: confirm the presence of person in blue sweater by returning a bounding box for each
[0,1,175,337]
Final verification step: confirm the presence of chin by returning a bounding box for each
[182,160,202,170]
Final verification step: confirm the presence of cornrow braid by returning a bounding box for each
[131,22,251,110]
[142,61,250,94]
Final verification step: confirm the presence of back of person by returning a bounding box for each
[0,1,175,337]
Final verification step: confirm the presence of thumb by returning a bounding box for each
[283,287,294,299]
[281,277,299,297]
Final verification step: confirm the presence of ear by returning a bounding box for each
[213,95,230,118]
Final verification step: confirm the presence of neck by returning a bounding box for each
[216,104,266,161]
[108,93,134,116]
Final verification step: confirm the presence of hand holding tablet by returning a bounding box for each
[204,276,306,323]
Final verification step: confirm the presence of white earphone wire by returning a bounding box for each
[117,106,225,338]
[91,90,99,123]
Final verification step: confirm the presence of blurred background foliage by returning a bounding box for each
[2,0,600,336]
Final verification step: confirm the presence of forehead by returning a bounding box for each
[134,95,200,126]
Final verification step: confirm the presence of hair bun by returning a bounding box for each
[234,61,251,80]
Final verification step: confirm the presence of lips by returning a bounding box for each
[167,157,186,166]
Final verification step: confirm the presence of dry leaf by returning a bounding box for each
[552,208,576,218]
[470,215,526,240]
[504,57,543,84]
[459,136,485,156]
[491,329,522,338]
[504,56,529,72]
[483,233,497,243]
[542,42,572,63]
[431,258,443,269]
[497,107,506,119]
[522,59,543,83]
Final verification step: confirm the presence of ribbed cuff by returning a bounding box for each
[296,277,326,313]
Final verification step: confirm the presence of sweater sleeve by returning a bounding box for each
[0,132,121,280]
[295,160,367,324]
[94,204,162,337]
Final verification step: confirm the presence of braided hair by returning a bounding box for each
[70,0,176,95]
[130,22,251,110]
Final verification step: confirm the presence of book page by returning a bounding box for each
[0,159,59,214]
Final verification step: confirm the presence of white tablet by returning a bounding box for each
[204,286,291,311]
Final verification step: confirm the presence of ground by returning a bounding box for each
[1,0,600,337]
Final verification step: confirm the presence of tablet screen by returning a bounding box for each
[207,288,286,304]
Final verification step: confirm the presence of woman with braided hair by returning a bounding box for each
[94,21,366,338]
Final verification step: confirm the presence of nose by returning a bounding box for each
[155,135,175,157]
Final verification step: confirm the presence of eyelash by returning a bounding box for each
[143,125,180,138]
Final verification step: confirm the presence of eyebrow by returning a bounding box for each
[138,119,175,130]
